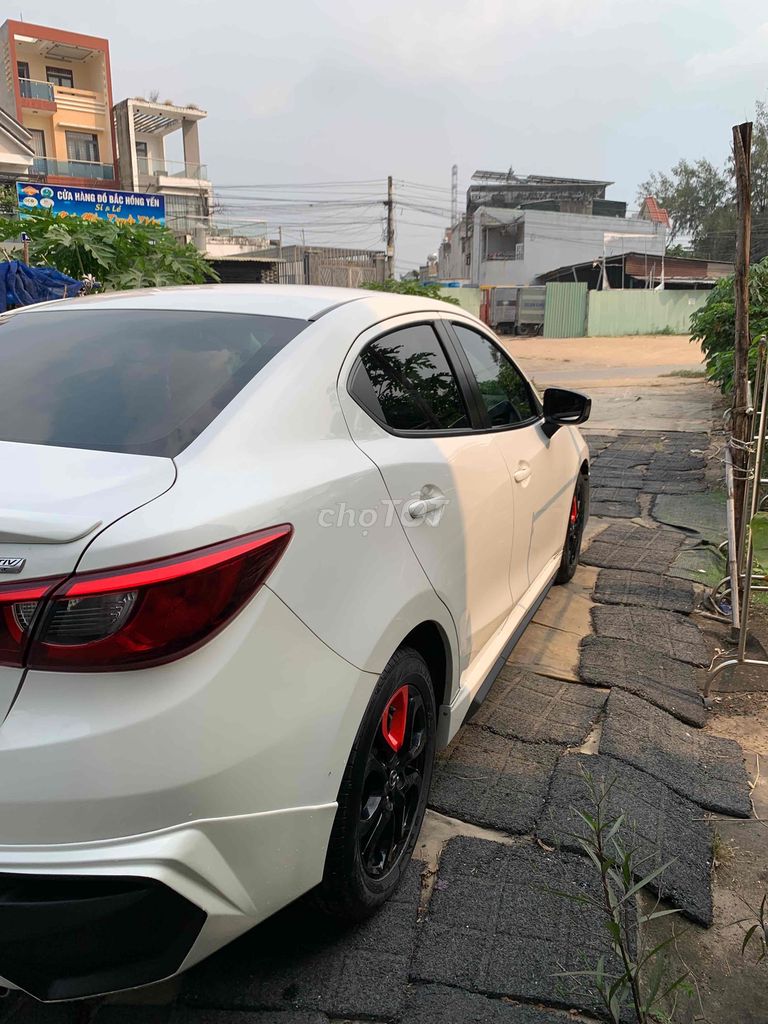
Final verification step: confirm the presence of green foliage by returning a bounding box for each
[738,893,767,964]
[0,184,15,217]
[554,770,690,1024]
[0,209,218,290]
[689,259,768,391]
[365,278,461,305]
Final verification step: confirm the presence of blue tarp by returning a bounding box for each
[0,260,84,313]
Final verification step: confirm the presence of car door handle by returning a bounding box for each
[513,465,532,483]
[408,496,448,519]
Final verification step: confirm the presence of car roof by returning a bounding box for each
[9,284,466,321]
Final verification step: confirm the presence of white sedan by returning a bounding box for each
[0,285,590,1000]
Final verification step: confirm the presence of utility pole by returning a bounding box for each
[386,175,394,279]
[450,164,458,225]
[278,225,283,259]
[732,121,753,545]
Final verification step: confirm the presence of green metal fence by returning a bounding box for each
[586,289,708,336]
[542,282,588,337]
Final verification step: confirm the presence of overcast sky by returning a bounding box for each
[15,0,768,272]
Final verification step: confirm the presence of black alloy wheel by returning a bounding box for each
[555,473,589,584]
[316,647,436,921]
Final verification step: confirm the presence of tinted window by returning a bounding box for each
[0,309,307,457]
[452,324,539,427]
[354,324,468,431]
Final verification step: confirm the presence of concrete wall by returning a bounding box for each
[471,206,665,288]
[586,289,709,336]
[439,287,481,318]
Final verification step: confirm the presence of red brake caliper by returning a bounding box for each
[570,496,579,525]
[381,686,409,752]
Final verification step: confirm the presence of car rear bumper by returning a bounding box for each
[0,802,336,1001]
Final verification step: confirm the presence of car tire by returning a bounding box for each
[554,472,589,585]
[315,646,437,922]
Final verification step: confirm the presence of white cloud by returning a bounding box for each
[686,21,768,78]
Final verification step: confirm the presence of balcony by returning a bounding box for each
[54,86,108,118]
[18,78,55,103]
[32,157,116,182]
[137,156,209,181]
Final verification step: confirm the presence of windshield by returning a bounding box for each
[0,308,307,457]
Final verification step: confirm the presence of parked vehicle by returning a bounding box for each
[483,284,546,335]
[0,285,590,1001]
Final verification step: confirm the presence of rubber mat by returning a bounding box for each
[591,604,709,666]
[538,752,714,926]
[412,836,636,1019]
[579,635,706,727]
[429,726,559,833]
[471,667,606,746]
[592,569,696,614]
[600,691,751,817]
[582,523,684,572]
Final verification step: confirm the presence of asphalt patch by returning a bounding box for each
[403,984,581,1023]
[592,487,641,503]
[471,666,606,746]
[649,455,706,473]
[591,451,651,469]
[600,690,751,817]
[412,836,636,1018]
[429,725,559,833]
[579,636,706,727]
[593,569,696,614]
[96,1012,328,1024]
[591,604,709,666]
[538,752,714,926]
[182,863,422,1019]
[582,523,684,572]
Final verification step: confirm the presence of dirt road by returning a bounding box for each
[502,333,718,431]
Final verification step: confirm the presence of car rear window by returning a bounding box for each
[0,308,308,457]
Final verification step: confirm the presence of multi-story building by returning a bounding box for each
[436,168,665,287]
[0,107,34,183]
[0,19,117,186]
[113,97,213,238]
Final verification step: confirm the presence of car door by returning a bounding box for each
[338,316,516,674]
[446,319,578,593]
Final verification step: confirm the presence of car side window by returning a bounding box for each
[451,323,539,428]
[351,323,469,432]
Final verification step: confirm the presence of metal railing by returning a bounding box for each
[19,77,54,102]
[137,156,208,180]
[32,157,116,181]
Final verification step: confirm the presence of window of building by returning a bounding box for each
[351,324,469,432]
[135,141,148,157]
[29,129,47,158]
[16,61,30,81]
[66,131,100,164]
[451,323,539,427]
[46,65,74,88]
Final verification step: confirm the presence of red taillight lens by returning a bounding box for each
[6,526,292,673]
[0,578,64,668]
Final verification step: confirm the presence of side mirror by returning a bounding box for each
[542,387,591,438]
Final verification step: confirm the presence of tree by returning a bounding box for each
[365,278,460,305]
[637,98,768,259]
[690,257,768,392]
[0,209,218,289]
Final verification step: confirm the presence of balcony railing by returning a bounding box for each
[137,156,209,181]
[19,78,55,102]
[54,86,107,117]
[32,157,116,181]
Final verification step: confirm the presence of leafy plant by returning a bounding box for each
[738,893,767,963]
[554,770,690,1024]
[689,258,768,392]
[365,278,461,305]
[0,209,218,290]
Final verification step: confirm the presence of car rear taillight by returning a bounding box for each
[0,577,63,668]
[0,526,292,672]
